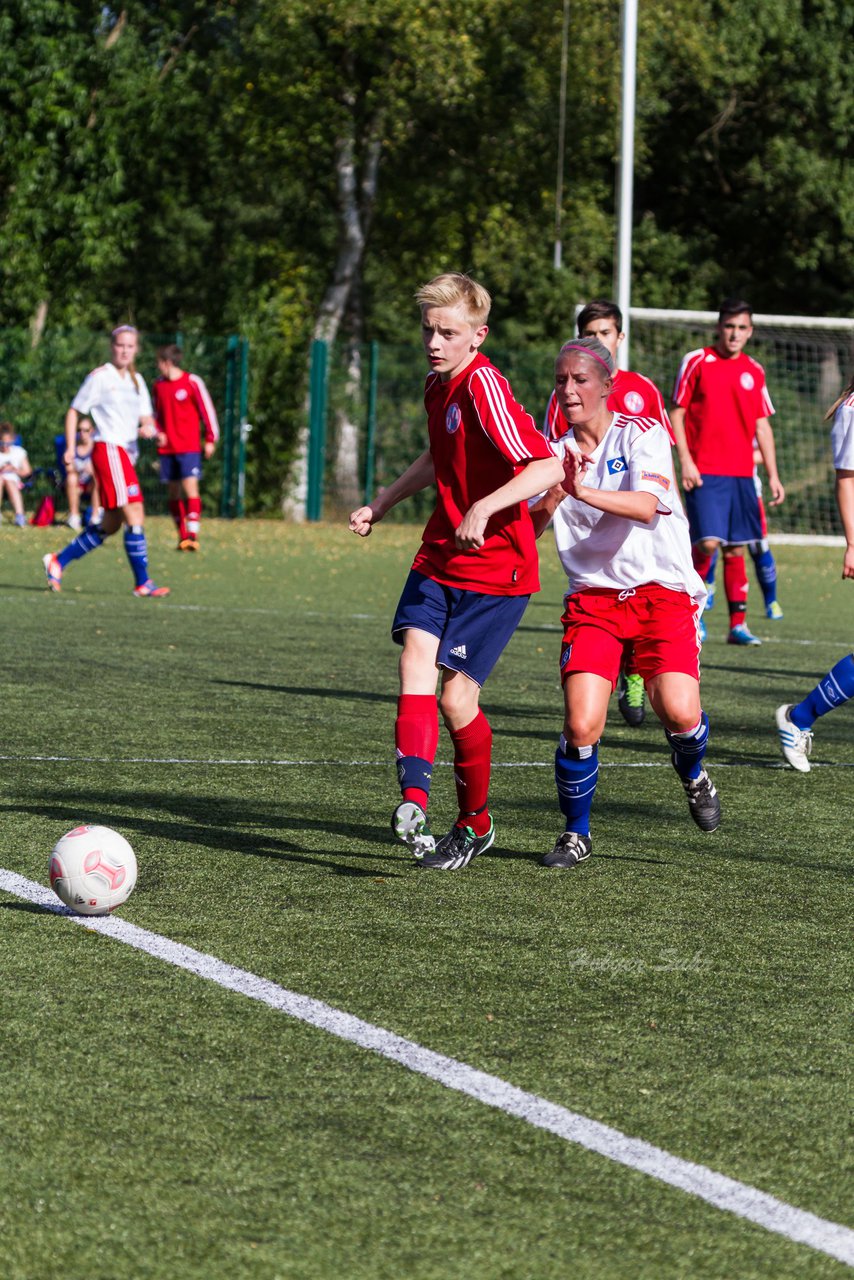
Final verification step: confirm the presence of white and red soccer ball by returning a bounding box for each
[48,825,137,916]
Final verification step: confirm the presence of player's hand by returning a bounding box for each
[63,448,76,468]
[768,478,785,506]
[349,505,377,537]
[139,423,157,440]
[843,547,854,579]
[679,456,702,490]
[559,446,591,499]
[204,441,215,460]
[156,431,168,449]
[455,502,489,550]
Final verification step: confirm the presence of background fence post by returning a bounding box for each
[221,335,238,517]
[306,338,328,522]
[363,339,379,503]
[236,337,250,517]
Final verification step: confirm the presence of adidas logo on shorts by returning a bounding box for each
[449,644,467,659]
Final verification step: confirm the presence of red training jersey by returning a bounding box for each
[671,347,774,477]
[153,372,220,455]
[544,368,675,444]
[411,352,555,596]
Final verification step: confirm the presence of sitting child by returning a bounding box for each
[0,422,32,526]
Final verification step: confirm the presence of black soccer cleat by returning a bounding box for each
[540,830,593,869]
[420,819,494,871]
[678,766,721,832]
[618,672,646,727]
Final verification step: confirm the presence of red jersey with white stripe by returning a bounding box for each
[544,368,674,445]
[672,347,774,477]
[153,372,219,454]
[411,352,555,595]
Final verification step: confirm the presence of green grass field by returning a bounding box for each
[0,518,851,1280]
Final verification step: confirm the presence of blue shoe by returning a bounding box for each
[727,623,761,646]
[704,583,715,612]
[698,614,707,643]
[766,600,784,620]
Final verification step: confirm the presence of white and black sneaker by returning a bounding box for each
[421,819,494,871]
[391,801,435,859]
[679,767,721,832]
[540,830,592,868]
[775,704,813,773]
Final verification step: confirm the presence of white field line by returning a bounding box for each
[1,867,852,1267]
[0,754,848,770]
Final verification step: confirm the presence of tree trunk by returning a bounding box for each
[281,110,382,520]
[29,299,48,349]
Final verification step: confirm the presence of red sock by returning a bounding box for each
[692,546,714,580]
[622,642,639,677]
[449,711,493,835]
[186,496,202,538]
[395,695,439,809]
[169,499,187,540]
[724,554,749,628]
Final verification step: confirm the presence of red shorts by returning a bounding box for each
[92,442,143,510]
[560,584,701,689]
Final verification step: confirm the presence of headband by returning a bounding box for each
[558,342,614,374]
[111,325,139,338]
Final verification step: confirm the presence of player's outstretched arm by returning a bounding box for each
[456,454,563,550]
[755,417,784,505]
[349,449,434,537]
[835,470,854,578]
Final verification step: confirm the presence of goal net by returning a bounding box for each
[627,308,854,538]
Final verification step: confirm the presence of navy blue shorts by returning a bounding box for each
[160,451,202,483]
[685,475,763,545]
[391,570,529,688]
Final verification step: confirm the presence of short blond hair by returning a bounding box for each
[415,273,491,326]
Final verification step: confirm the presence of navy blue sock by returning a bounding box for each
[123,525,150,588]
[748,539,778,608]
[790,654,854,729]
[666,711,709,781]
[554,736,599,837]
[57,523,105,569]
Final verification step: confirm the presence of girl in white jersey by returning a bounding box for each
[530,337,720,868]
[43,325,169,597]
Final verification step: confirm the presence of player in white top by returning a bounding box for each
[43,325,169,597]
[776,372,854,771]
[530,337,720,868]
[0,423,32,526]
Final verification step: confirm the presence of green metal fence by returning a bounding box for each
[0,329,249,519]
[306,324,854,536]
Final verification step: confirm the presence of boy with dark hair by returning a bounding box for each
[543,298,674,726]
[671,298,784,645]
[349,273,563,871]
[153,345,219,551]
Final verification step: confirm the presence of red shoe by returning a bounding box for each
[133,580,170,598]
[43,553,62,593]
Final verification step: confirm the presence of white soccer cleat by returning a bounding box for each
[775,704,813,773]
[391,801,435,859]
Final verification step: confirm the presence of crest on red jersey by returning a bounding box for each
[445,404,461,433]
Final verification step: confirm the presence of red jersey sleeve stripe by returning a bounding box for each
[470,366,537,462]
[672,348,706,405]
[189,374,220,442]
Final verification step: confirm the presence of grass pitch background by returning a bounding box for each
[0,519,850,1279]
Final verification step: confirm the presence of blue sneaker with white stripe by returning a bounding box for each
[727,623,761,646]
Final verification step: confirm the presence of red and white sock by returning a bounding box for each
[169,499,187,541]
[186,496,202,539]
[395,695,439,810]
[724,554,749,629]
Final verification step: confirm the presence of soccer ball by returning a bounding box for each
[48,825,138,916]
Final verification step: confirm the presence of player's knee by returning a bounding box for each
[438,680,478,726]
[563,712,605,746]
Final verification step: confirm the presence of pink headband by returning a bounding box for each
[558,342,614,374]
[111,325,138,338]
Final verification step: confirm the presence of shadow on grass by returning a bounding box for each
[2,792,405,879]
[0,901,52,913]
[212,680,394,706]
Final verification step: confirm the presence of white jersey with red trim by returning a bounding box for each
[831,393,854,470]
[552,413,706,607]
[71,363,153,450]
